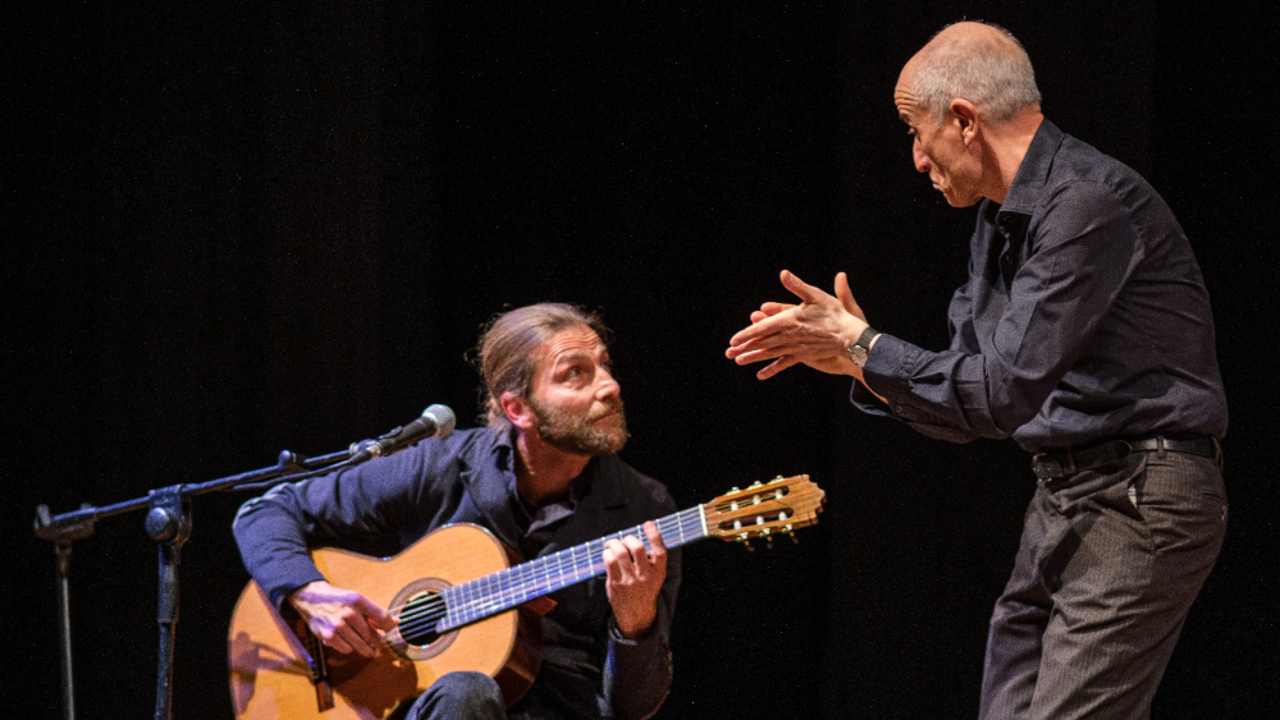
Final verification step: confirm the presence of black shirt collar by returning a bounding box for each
[998,118,1065,219]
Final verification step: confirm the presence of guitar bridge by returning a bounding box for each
[296,618,336,712]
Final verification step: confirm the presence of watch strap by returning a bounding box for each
[848,326,879,368]
[854,326,878,351]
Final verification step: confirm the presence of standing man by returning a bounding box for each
[234,303,679,720]
[726,21,1227,720]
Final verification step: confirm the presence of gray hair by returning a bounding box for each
[913,23,1041,126]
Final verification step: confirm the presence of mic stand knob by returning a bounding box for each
[146,485,192,720]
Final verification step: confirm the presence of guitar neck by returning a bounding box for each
[438,504,707,631]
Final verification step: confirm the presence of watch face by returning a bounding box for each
[848,345,868,367]
[850,328,877,368]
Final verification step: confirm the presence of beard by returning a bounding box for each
[528,395,629,456]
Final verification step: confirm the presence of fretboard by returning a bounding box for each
[437,504,707,631]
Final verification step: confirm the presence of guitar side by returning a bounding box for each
[228,523,541,720]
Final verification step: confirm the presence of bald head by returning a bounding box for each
[903,22,1041,127]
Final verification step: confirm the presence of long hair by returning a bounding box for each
[473,303,611,431]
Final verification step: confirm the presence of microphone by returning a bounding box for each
[348,404,456,464]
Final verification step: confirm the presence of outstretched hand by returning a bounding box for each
[726,270,870,380]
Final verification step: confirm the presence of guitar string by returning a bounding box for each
[383,484,808,646]
[391,510,701,640]
[394,491,806,638]
[387,508,708,643]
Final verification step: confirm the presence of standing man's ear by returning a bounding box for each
[501,391,536,430]
[949,98,980,145]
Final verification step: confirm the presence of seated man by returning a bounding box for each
[233,303,679,720]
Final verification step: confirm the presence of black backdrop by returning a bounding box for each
[6,1,1277,718]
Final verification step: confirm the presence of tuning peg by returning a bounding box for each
[737,533,754,551]
[750,480,763,488]
[789,532,799,544]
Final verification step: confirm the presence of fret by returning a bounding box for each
[437,504,712,632]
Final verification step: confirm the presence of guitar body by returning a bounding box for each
[228,523,542,720]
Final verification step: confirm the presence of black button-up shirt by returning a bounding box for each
[855,119,1228,453]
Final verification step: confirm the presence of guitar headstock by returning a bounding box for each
[704,474,825,547]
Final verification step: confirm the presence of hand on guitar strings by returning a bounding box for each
[602,521,668,640]
[288,580,400,658]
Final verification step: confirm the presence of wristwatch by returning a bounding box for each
[847,326,880,368]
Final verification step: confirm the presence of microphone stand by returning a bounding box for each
[33,503,93,720]
[33,446,357,720]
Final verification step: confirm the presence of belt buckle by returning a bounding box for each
[1032,453,1066,482]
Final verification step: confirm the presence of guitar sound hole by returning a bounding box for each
[399,591,446,646]
[387,577,455,661]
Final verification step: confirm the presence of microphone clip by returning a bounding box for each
[347,404,456,465]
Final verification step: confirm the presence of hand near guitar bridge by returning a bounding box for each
[288,580,399,658]
[603,521,668,640]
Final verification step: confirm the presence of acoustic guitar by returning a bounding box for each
[228,474,824,720]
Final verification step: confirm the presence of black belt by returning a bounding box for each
[1031,435,1221,482]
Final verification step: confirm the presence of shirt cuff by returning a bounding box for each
[607,616,660,646]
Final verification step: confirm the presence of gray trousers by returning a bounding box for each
[408,672,507,720]
[978,449,1226,720]
[406,671,574,720]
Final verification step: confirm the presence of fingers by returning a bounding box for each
[834,272,854,312]
[752,301,795,324]
[728,269,856,376]
[331,614,381,657]
[834,272,867,323]
[602,522,666,578]
[728,270,816,346]
[603,540,625,582]
[307,604,382,657]
[757,354,801,380]
[291,582,394,658]
[731,338,821,367]
[603,536,647,578]
[643,520,667,555]
[603,523,667,639]
[354,594,400,632]
[728,318,776,350]
[728,307,801,356]
[779,269,822,302]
